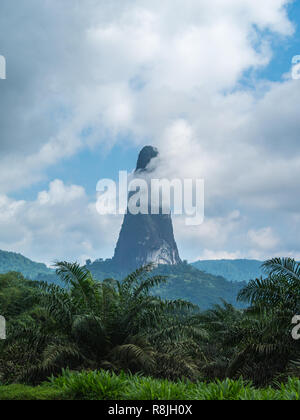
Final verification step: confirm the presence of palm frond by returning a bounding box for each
[263,258,300,283]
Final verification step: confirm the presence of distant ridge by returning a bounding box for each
[89,260,247,310]
[192,259,263,283]
[0,248,249,309]
[0,249,53,280]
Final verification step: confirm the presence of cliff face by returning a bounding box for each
[112,146,181,271]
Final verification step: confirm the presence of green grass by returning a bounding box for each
[1,371,300,400]
[0,384,68,400]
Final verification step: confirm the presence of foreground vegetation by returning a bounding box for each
[1,370,300,400]
[0,257,300,400]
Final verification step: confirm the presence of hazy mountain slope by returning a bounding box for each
[0,250,53,280]
[89,260,247,310]
[0,250,249,309]
[192,259,263,283]
[150,264,246,309]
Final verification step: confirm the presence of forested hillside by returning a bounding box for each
[0,250,52,280]
[192,259,263,283]
[0,249,257,307]
[89,260,247,309]
[0,272,40,320]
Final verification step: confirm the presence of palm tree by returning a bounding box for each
[2,262,203,383]
[234,258,300,385]
[238,258,300,313]
[193,300,244,380]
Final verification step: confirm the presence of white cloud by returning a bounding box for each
[0,0,299,262]
[0,180,122,265]
[37,180,85,206]
[172,210,245,261]
[248,227,279,250]
[0,0,294,191]
[194,250,243,261]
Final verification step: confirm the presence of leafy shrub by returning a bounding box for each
[191,378,250,400]
[124,376,194,400]
[48,370,300,401]
[50,369,129,400]
[277,378,300,401]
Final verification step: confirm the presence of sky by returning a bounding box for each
[1,0,300,266]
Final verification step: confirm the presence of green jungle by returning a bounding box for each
[0,257,300,400]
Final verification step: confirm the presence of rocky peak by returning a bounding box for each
[136,145,159,171]
[112,146,181,271]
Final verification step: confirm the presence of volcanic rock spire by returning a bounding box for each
[112,146,181,271]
